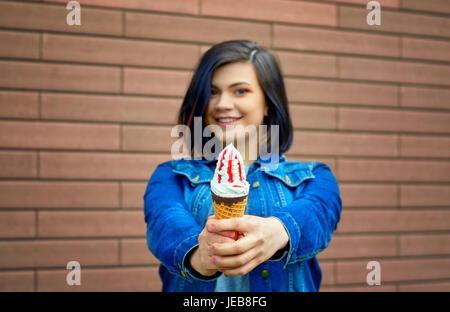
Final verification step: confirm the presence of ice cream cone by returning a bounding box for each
[210,144,250,239]
[211,191,248,220]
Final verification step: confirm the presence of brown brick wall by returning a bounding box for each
[0,0,448,292]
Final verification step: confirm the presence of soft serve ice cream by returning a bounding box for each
[211,144,250,199]
[211,144,250,220]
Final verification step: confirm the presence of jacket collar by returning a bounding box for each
[171,154,315,188]
[186,153,287,166]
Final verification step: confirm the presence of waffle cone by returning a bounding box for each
[211,191,248,220]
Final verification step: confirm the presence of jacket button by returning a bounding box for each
[253,181,260,188]
[285,175,291,184]
[261,269,269,279]
[178,263,186,277]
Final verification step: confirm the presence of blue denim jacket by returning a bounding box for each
[143,154,342,292]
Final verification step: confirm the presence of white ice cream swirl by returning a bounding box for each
[211,144,250,198]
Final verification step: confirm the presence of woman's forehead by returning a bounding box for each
[211,62,258,86]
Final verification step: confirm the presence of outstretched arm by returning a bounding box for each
[143,161,203,280]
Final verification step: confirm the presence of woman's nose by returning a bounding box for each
[214,93,234,110]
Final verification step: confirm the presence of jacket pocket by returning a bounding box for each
[172,167,214,228]
[261,161,316,210]
[265,173,315,214]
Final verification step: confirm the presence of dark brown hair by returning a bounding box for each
[177,40,293,158]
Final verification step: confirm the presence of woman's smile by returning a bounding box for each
[215,116,243,126]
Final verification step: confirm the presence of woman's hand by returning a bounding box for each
[206,215,289,276]
[189,216,237,277]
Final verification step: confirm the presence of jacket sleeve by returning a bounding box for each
[143,161,206,281]
[271,162,342,268]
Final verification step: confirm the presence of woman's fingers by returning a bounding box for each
[221,257,262,276]
[202,215,268,274]
[217,230,237,239]
[205,232,235,248]
[210,234,235,245]
[206,216,241,240]
[201,215,289,276]
[207,217,249,233]
[209,234,258,256]
[211,245,260,269]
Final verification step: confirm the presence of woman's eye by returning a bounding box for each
[235,88,248,95]
[210,89,218,96]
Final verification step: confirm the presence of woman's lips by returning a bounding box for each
[215,117,242,126]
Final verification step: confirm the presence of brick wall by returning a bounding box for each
[0,0,449,292]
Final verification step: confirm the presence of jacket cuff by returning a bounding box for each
[268,216,290,262]
[271,212,301,269]
[173,234,201,280]
[183,245,222,282]
[268,245,289,261]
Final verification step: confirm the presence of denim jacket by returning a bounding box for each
[143,154,342,292]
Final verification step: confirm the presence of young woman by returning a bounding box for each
[143,40,342,292]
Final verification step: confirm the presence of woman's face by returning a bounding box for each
[205,61,268,147]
